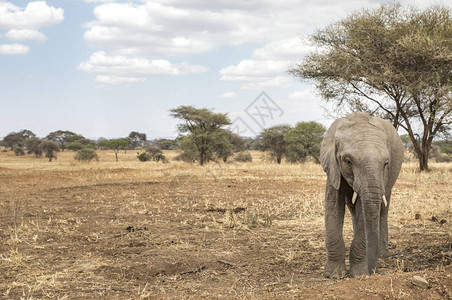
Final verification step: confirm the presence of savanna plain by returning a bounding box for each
[1,150,451,299]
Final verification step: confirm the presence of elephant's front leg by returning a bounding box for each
[349,197,369,277]
[379,192,391,257]
[324,183,346,278]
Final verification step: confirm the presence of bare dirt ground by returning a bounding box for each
[1,150,451,299]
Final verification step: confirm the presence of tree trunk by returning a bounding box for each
[418,146,429,171]
[199,152,205,166]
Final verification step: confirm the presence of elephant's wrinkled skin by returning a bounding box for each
[320,112,404,278]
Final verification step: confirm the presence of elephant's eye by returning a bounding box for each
[344,157,352,167]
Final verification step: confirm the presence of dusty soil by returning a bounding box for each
[1,150,451,299]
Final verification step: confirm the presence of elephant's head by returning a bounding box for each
[320,112,404,274]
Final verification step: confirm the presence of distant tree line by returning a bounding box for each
[169,105,326,165]
[3,106,451,165]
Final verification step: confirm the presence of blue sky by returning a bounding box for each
[0,0,447,139]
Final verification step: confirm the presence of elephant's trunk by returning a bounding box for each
[359,186,383,275]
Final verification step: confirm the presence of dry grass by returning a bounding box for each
[0,149,451,299]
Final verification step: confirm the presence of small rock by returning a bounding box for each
[440,219,447,225]
[415,213,421,220]
[432,216,439,223]
[412,275,429,288]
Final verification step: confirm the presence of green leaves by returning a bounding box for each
[170,106,231,165]
[290,3,452,170]
[285,122,326,164]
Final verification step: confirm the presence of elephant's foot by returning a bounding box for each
[349,260,369,278]
[379,247,390,258]
[324,260,346,278]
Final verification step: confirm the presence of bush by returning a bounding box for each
[137,147,168,163]
[436,155,452,163]
[13,146,25,156]
[74,148,98,162]
[67,142,85,151]
[137,152,151,162]
[234,151,252,162]
[39,140,60,162]
[174,151,197,163]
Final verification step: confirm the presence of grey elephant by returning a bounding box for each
[320,112,404,278]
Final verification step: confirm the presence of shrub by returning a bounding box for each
[74,148,98,162]
[234,151,252,162]
[137,152,151,162]
[436,155,452,163]
[146,145,167,162]
[13,146,25,156]
[67,142,85,151]
[39,140,60,162]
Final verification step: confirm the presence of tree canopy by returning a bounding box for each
[128,131,147,149]
[290,4,452,171]
[2,130,36,149]
[39,140,60,162]
[98,138,131,162]
[46,130,77,152]
[258,124,291,164]
[170,106,231,165]
[285,121,326,163]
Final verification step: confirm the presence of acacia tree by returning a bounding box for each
[290,4,452,171]
[258,125,291,164]
[128,131,147,149]
[46,130,77,152]
[2,130,36,149]
[39,140,60,162]
[98,138,131,162]
[25,137,42,157]
[285,121,326,163]
[170,106,231,165]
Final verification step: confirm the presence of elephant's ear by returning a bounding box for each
[320,119,341,190]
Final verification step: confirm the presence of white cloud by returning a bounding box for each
[218,92,237,99]
[82,0,374,58]
[177,62,209,75]
[219,37,314,90]
[84,0,116,3]
[78,51,208,84]
[80,0,441,85]
[241,76,292,90]
[288,90,314,100]
[5,29,46,41]
[0,1,64,29]
[0,1,63,54]
[0,43,29,54]
[95,75,145,85]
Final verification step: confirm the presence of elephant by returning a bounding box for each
[320,112,404,278]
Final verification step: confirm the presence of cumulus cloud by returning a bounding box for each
[0,1,63,29]
[78,0,398,84]
[82,0,373,57]
[84,0,116,3]
[77,51,208,84]
[219,37,317,90]
[95,75,146,85]
[288,90,315,100]
[0,43,29,54]
[218,92,237,99]
[0,1,63,54]
[5,29,46,41]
